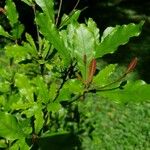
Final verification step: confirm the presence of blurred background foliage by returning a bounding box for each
[0,0,150,149]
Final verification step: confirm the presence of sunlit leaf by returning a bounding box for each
[93,64,117,87]
[36,13,71,65]
[35,0,54,22]
[15,73,34,102]
[5,0,19,27]
[95,21,144,58]
[0,112,25,140]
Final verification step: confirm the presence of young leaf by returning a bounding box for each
[5,0,19,27]
[99,80,150,103]
[35,0,54,22]
[95,21,144,58]
[36,13,71,65]
[0,112,25,140]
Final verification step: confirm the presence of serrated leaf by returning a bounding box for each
[34,76,50,104]
[25,33,37,54]
[35,0,54,22]
[0,25,11,38]
[11,23,24,39]
[99,80,150,103]
[5,0,19,27]
[34,107,44,134]
[5,45,29,61]
[36,13,70,65]
[15,73,34,101]
[93,64,117,87]
[0,112,25,140]
[95,21,144,58]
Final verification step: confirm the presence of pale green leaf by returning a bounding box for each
[34,76,50,104]
[95,21,144,58]
[34,108,44,134]
[10,138,30,150]
[5,0,19,27]
[47,102,61,113]
[35,0,54,22]
[15,73,34,101]
[0,112,25,140]
[5,45,29,61]
[99,80,150,103]
[93,64,117,87]
[0,139,7,148]
[73,24,95,81]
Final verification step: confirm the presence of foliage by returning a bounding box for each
[0,0,150,149]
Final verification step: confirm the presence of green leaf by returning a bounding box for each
[34,76,50,104]
[35,0,54,22]
[5,45,29,62]
[99,80,150,103]
[34,107,44,134]
[60,10,81,28]
[95,21,144,58]
[0,25,11,38]
[36,13,70,65]
[47,102,61,113]
[5,0,19,27]
[0,112,25,140]
[57,79,83,101]
[73,24,95,81]
[15,73,34,102]
[25,33,37,51]
[11,23,24,39]
[10,138,30,150]
[0,139,7,148]
[93,64,117,87]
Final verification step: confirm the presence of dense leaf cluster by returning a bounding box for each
[0,0,150,149]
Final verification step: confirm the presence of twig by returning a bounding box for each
[56,0,63,25]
